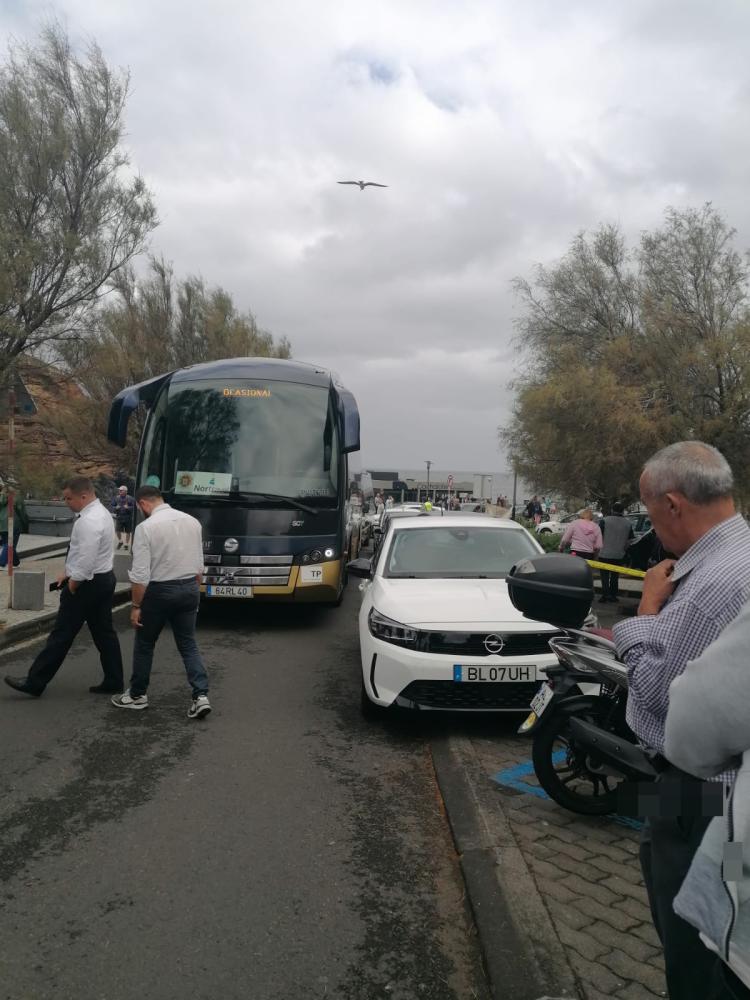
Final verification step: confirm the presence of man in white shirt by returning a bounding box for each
[4,477,124,697]
[112,485,210,719]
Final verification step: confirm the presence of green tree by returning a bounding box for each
[0,23,157,383]
[49,257,291,469]
[504,204,750,505]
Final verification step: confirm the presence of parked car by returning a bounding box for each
[626,511,652,541]
[371,506,444,560]
[536,510,602,535]
[348,514,595,717]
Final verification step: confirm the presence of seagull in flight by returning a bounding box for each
[337,180,388,190]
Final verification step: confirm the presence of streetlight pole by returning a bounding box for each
[425,460,432,502]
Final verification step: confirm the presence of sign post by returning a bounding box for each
[447,474,454,508]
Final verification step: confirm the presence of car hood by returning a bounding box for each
[370,577,559,631]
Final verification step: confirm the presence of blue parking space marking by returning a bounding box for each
[492,754,643,831]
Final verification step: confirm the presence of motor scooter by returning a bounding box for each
[507,554,657,816]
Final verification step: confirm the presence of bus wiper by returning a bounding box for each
[170,491,320,516]
[233,491,320,516]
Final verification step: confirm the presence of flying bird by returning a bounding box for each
[337,180,388,190]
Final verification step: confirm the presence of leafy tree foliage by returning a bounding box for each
[49,258,291,470]
[0,23,157,382]
[504,204,750,506]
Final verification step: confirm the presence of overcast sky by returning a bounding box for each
[3,1,750,477]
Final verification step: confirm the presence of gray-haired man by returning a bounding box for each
[613,441,750,1000]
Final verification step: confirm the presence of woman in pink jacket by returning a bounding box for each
[559,508,602,558]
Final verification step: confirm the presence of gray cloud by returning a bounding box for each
[4,0,750,469]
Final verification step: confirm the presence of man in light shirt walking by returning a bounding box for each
[112,485,210,719]
[4,476,124,697]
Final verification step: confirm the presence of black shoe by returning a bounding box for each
[4,676,43,697]
[89,682,124,694]
[598,596,608,604]
[116,542,123,550]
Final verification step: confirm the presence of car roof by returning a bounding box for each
[388,514,530,531]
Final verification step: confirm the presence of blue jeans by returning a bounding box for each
[130,579,208,698]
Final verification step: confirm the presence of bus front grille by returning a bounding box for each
[203,555,294,588]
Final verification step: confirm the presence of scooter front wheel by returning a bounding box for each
[531,697,623,816]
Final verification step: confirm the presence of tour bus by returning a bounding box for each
[107,357,360,604]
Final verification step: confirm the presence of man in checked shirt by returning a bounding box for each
[613,441,750,1000]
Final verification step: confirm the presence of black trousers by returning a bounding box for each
[27,571,123,692]
[600,557,624,599]
[639,768,723,1000]
[709,963,750,1000]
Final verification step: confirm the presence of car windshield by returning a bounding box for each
[384,526,539,579]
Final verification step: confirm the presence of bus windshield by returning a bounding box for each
[144,379,340,505]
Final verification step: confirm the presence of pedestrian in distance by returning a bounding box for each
[110,484,135,550]
[4,476,124,697]
[112,485,211,720]
[0,483,30,568]
[611,440,750,1000]
[558,508,602,559]
[665,600,750,1000]
[598,502,635,603]
[525,495,543,524]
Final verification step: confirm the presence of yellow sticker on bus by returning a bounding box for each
[222,388,272,398]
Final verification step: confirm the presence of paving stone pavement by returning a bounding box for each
[463,598,667,1000]
[469,732,665,999]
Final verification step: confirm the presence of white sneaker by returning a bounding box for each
[187,694,211,720]
[111,690,149,710]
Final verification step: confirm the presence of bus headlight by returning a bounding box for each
[324,547,335,559]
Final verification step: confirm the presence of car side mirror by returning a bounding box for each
[348,557,372,578]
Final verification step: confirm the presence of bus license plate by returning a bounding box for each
[453,664,537,683]
[206,585,253,598]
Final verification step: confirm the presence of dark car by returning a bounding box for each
[626,511,652,541]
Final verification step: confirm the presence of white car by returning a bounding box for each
[349,514,564,716]
[536,511,602,535]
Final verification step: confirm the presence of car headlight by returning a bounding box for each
[368,608,418,647]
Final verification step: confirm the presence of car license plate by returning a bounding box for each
[453,664,537,683]
[205,585,253,598]
[530,682,555,716]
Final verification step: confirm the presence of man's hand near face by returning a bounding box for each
[638,559,677,616]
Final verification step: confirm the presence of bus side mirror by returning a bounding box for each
[348,558,372,578]
[338,388,361,453]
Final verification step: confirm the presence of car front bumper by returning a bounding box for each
[361,635,559,712]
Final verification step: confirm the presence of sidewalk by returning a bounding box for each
[0,545,131,650]
[432,600,666,1000]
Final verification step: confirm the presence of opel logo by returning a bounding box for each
[484,634,505,655]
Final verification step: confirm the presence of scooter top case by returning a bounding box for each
[507,553,593,629]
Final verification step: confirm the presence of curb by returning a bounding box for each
[19,540,70,559]
[0,588,131,652]
[431,734,580,1000]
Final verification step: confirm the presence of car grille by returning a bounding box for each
[415,631,561,657]
[398,680,537,711]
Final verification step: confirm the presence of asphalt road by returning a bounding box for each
[0,583,490,1000]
